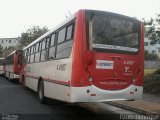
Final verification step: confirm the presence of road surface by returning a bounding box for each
[0,76,144,120]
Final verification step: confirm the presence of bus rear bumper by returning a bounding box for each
[71,85,143,102]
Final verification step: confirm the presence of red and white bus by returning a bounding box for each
[0,58,5,75]
[5,50,23,80]
[19,9,144,103]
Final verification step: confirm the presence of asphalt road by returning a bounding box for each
[0,76,138,120]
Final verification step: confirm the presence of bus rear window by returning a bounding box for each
[87,12,140,54]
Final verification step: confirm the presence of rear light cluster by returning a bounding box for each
[88,76,93,82]
[132,68,141,84]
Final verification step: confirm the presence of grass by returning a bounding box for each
[144,68,157,76]
[144,68,160,95]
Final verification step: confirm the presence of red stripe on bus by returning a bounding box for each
[26,74,70,86]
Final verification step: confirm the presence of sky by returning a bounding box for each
[0,0,160,38]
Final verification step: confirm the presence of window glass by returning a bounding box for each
[33,45,36,53]
[39,42,42,51]
[36,43,39,52]
[35,52,40,62]
[50,34,55,46]
[56,40,73,59]
[30,47,32,54]
[42,39,46,50]
[27,48,29,56]
[49,47,55,59]
[66,25,73,40]
[24,50,27,57]
[6,54,14,65]
[24,55,27,64]
[46,37,50,49]
[58,28,66,43]
[90,15,139,53]
[30,54,34,63]
[0,59,3,65]
[31,46,35,54]
[41,50,46,61]
[27,55,30,63]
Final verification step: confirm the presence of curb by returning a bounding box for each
[106,101,159,115]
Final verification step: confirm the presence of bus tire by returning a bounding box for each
[8,72,11,81]
[38,80,46,104]
[22,75,25,86]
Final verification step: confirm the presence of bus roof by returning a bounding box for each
[23,14,76,51]
[23,9,141,51]
[6,49,22,57]
[7,50,16,57]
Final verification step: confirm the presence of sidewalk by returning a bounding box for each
[142,93,160,104]
[107,93,160,115]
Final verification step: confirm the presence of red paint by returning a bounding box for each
[90,94,96,96]
[25,74,70,86]
[4,50,23,76]
[71,10,91,87]
[71,10,144,91]
[130,92,134,94]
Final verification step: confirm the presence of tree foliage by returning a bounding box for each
[19,26,49,47]
[144,14,160,44]
[145,50,159,60]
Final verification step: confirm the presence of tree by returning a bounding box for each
[144,50,159,60]
[144,14,160,44]
[0,44,3,58]
[19,26,49,47]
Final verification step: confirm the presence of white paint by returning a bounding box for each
[71,85,143,102]
[96,60,113,69]
[24,57,72,101]
[93,44,138,52]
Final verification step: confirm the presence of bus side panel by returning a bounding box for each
[44,81,71,102]
[71,10,92,102]
[71,10,90,87]
[44,59,72,102]
[25,59,72,102]
[5,65,14,78]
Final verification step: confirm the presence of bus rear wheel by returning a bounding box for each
[22,75,25,86]
[38,80,46,104]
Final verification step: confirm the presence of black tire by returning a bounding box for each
[8,72,11,81]
[22,75,25,86]
[21,75,27,89]
[38,80,46,104]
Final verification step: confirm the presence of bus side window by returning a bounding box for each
[41,39,46,61]
[42,39,46,50]
[46,37,50,49]
[56,22,74,59]
[49,33,56,60]
[24,50,28,64]
[30,45,35,63]
[39,41,42,61]
[45,37,50,60]
[27,48,31,63]
[57,27,66,43]
[66,24,73,40]
[35,42,40,62]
